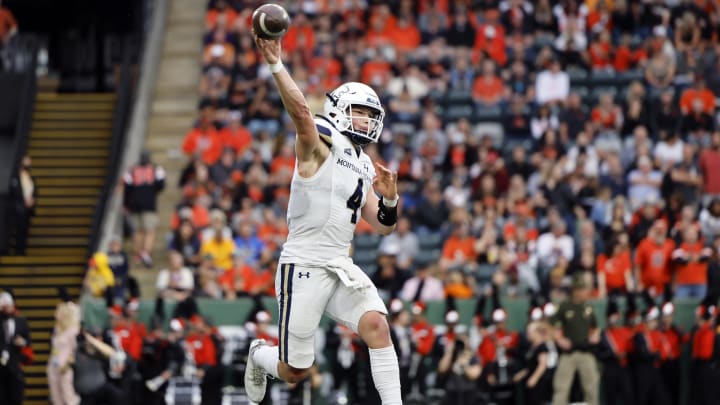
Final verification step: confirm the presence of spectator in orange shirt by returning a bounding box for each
[635,220,675,295]
[205,0,237,31]
[310,43,342,83]
[182,117,222,165]
[440,221,477,272]
[389,15,421,52]
[472,60,507,107]
[597,238,633,298]
[282,12,314,57]
[219,111,252,157]
[679,77,716,115]
[444,269,475,299]
[671,226,711,299]
[360,49,392,88]
[202,30,235,68]
[220,253,251,299]
[270,143,295,175]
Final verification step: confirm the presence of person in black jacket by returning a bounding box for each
[0,291,33,405]
[7,155,36,256]
[122,150,166,268]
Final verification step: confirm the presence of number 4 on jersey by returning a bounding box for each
[346,178,363,224]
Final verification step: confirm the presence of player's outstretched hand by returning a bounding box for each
[252,30,281,65]
[373,161,398,201]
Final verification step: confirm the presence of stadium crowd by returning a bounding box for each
[53,0,720,404]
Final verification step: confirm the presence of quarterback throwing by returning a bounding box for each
[244,28,403,405]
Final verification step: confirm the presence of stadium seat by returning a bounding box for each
[475,264,498,284]
[567,67,588,86]
[473,105,503,123]
[444,105,474,122]
[442,89,473,106]
[352,248,378,267]
[589,69,618,87]
[418,233,443,250]
[414,249,441,267]
[570,86,589,98]
[355,233,381,250]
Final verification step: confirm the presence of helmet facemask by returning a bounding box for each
[324,83,385,146]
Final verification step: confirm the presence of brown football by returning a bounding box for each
[252,4,290,39]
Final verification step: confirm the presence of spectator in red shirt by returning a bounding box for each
[699,132,720,203]
[281,12,314,58]
[671,226,711,299]
[680,77,716,115]
[589,30,613,71]
[389,15,421,52]
[597,238,633,298]
[634,220,675,295]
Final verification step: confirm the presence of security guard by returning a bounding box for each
[551,274,600,405]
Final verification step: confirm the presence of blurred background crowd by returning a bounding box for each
[32,0,720,404]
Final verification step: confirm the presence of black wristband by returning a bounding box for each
[377,198,398,226]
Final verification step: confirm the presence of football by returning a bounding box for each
[252,4,290,39]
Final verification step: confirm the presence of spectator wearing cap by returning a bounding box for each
[83,253,115,299]
[659,291,684,405]
[672,226,711,299]
[387,299,413,397]
[409,302,435,400]
[635,220,675,295]
[108,304,142,362]
[378,216,419,272]
[551,274,600,405]
[0,291,32,405]
[597,299,633,405]
[630,299,671,405]
[106,236,129,300]
[123,150,166,268]
[156,251,194,301]
[689,298,719,404]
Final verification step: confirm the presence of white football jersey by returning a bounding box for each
[279,117,376,265]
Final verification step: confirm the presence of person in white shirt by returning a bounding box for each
[535,59,570,106]
[400,266,446,302]
[378,217,419,271]
[627,155,663,210]
[653,132,684,172]
[156,250,195,301]
[536,220,574,271]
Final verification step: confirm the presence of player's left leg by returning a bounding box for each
[326,280,402,405]
[358,311,403,405]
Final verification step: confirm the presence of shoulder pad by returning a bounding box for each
[316,123,333,147]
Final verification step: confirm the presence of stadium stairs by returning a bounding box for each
[132,0,205,294]
[0,92,115,404]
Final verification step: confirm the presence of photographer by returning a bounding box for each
[72,330,127,405]
[437,334,482,405]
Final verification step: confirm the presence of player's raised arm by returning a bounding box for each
[254,35,320,160]
[362,162,399,235]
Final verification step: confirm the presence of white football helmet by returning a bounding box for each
[323,82,385,146]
